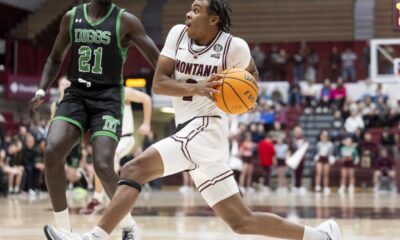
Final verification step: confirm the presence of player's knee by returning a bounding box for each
[120,158,150,185]
[93,160,115,180]
[229,214,254,234]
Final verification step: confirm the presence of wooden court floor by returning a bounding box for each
[0,190,399,240]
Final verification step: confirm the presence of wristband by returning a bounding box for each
[35,89,45,97]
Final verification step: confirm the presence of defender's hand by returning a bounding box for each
[29,95,45,120]
[194,74,223,101]
[138,123,151,136]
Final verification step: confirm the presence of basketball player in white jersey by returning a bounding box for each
[44,1,340,239]
[80,87,152,216]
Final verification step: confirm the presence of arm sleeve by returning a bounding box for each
[226,37,251,69]
[160,24,186,60]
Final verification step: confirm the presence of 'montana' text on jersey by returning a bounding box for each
[175,60,218,77]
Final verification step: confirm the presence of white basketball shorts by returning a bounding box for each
[152,115,239,207]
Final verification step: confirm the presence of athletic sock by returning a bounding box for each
[303,226,326,240]
[119,213,137,230]
[54,209,71,231]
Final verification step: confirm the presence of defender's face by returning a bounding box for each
[185,0,214,41]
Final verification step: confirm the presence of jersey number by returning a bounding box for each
[78,46,103,74]
[183,79,197,101]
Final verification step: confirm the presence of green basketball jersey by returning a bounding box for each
[67,3,127,86]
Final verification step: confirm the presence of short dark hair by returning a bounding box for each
[207,0,232,32]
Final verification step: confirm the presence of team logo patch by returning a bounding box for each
[102,115,120,133]
[213,44,223,53]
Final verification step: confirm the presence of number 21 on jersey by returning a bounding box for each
[78,46,103,74]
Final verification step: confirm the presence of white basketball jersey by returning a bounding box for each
[122,103,134,135]
[161,25,251,125]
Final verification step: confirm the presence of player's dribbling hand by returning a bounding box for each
[29,95,45,120]
[194,74,223,101]
[138,123,151,136]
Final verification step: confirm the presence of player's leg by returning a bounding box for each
[373,170,381,192]
[212,193,339,240]
[315,162,322,191]
[45,120,81,229]
[322,163,330,194]
[348,167,355,193]
[339,167,347,193]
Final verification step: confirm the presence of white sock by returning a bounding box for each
[93,191,104,203]
[119,213,136,230]
[54,209,71,231]
[303,226,326,240]
[91,226,109,240]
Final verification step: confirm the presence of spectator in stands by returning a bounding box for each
[258,134,275,194]
[277,49,288,80]
[271,87,284,105]
[289,126,307,195]
[4,141,24,194]
[274,137,289,194]
[359,132,378,169]
[314,130,334,195]
[380,128,397,155]
[239,132,256,193]
[274,103,287,127]
[341,48,357,82]
[330,78,347,109]
[18,125,28,145]
[375,83,388,102]
[302,80,318,112]
[258,88,270,104]
[361,42,370,79]
[259,103,275,131]
[376,96,390,126]
[362,78,376,100]
[373,148,396,193]
[305,48,319,82]
[344,105,364,133]
[329,46,341,81]
[251,44,266,79]
[35,138,46,191]
[338,137,359,194]
[269,45,280,80]
[288,82,302,107]
[332,110,344,129]
[319,79,332,112]
[22,133,39,196]
[291,47,305,82]
[270,122,286,142]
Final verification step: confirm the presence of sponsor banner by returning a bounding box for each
[4,74,48,101]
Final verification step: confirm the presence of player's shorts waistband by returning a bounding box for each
[174,115,221,134]
[69,79,121,90]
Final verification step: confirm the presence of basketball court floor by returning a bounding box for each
[0,190,399,240]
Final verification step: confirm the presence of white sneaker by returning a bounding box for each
[316,220,341,240]
[315,185,322,192]
[122,224,141,240]
[298,187,307,195]
[323,187,331,196]
[261,186,270,195]
[246,187,256,194]
[43,225,81,240]
[373,185,379,194]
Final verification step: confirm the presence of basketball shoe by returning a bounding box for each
[316,220,341,240]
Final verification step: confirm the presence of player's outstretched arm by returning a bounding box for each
[124,87,152,135]
[122,12,159,69]
[29,11,72,119]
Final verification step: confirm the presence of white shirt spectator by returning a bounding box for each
[341,50,357,68]
[344,114,365,133]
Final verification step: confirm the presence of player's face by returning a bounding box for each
[185,0,219,41]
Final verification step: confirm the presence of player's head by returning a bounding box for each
[320,130,329,141]
[344,136,352,146]
[380,148,388,157]
[185,0,232,40]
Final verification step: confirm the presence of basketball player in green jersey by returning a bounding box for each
[29,0,159,239]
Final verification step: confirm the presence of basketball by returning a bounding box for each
[214,68,258,114]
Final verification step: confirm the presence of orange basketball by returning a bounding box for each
[214,68,258,114]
